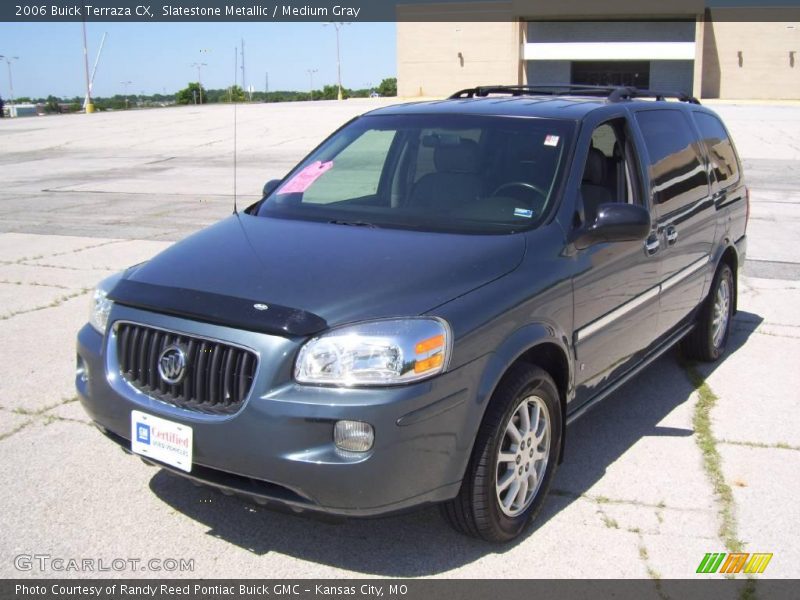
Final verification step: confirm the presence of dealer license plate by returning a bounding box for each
[131,410,193,473]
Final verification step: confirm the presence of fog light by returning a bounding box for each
[334,420,374,452]
[76,355,88,383]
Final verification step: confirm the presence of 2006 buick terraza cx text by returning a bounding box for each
[76,85,748,542]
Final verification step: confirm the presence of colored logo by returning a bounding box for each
[697,553,773,574]
[136,423,151,445]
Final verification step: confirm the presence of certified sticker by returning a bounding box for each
[514,208,534,218]
[544,134,560,147]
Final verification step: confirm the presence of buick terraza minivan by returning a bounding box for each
[77,85,748,541]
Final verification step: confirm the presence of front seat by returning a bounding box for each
[410,138,481,211]
[580,147,613,223]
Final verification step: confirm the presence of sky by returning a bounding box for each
[0,21,396,99]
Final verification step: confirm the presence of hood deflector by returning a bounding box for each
[108,279,328,337]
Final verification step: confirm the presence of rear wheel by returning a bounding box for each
[441,363,561,542]
[682,263,734,361]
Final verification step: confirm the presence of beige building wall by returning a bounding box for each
[397,3,800,100]
[702,10,800,99]
[397,3,521,97]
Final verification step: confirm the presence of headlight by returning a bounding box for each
[295,317,452,386]
[88,273,123,334]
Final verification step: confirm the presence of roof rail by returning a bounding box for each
[448,84,700,104]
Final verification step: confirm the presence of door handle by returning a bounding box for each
[666,227,678,246]
[644,236,660,255]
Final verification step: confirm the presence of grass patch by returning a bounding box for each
[598,511,619,529]
[684,363,742,554]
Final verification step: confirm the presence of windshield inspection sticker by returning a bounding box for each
[544,134,560,147]
[278,160,334,194]
[514,208,534,218]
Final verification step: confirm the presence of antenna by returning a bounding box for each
[233,46,238,215]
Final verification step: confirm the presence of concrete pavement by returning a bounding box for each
[0,100,798,582]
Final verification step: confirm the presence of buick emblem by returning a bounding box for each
[157,344,187,384]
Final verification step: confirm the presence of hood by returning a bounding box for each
[114,214,525,336]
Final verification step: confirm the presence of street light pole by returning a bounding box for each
[324,22,349,101]
[120,80,132,109]
[306,68,318,100]
[0,55,18,117]
[191,62,207,103]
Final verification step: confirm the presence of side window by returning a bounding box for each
[635,109,709,210]
[590,123,617,158]
[580,118,639,222]
[301,129,396,204]
[693,112,740,188]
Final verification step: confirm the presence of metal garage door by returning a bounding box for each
[524,21,696,93]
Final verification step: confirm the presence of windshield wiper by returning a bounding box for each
[328,219,380,228]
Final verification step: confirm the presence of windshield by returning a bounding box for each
[255,113,576,234]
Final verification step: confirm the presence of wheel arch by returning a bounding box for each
[474,324,573,466]
[711,240,740,314]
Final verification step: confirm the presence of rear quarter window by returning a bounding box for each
[693,112,740,188]
[635,109,709,211]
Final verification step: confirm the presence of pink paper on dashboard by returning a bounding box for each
[278,160,334,194]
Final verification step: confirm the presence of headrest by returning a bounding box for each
[583,147,607,185]
[433,138,480,173]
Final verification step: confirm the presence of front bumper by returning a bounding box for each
[76,306,487,517]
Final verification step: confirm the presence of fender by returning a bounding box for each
[706,236,743,310]
[471,321,574,464]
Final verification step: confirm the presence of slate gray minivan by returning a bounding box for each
[76,85,748,541]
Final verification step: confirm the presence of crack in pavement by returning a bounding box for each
[684,363,760,599]
[684,363,743,552]
[0,279,72,290]
[719,439,800,452]
[549,489,703,513]
[0,288,91,320]
[1,396,88,443]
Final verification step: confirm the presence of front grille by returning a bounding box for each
[116,323,257,415]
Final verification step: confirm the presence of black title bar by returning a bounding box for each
[3,0,800,22]
[4,579,800,600]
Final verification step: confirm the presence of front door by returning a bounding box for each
[571,116,661,406]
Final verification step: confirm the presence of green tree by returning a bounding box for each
[225,85,246,102]
[377,77,397,97]
[44,95,61,114]
[176,82,207,105]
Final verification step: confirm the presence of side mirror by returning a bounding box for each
[574,203,650,249]
[262,179,281,197]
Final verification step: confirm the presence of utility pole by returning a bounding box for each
[0,55,18,117]
[265,71,269,95]
[190,62,207,103]
[81,20,94,113]
[120,80,132,109]
[306,68,318,100]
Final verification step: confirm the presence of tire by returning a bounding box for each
[682,262,734,362]
[441,363,562,542]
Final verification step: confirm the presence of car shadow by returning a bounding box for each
[148,311,763,576]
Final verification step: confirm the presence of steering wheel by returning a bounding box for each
[491,181,548,202]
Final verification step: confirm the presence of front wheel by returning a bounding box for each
[441,364,562,542]
[682,262,734,361]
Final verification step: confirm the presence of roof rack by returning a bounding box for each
[448,84,700,104]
